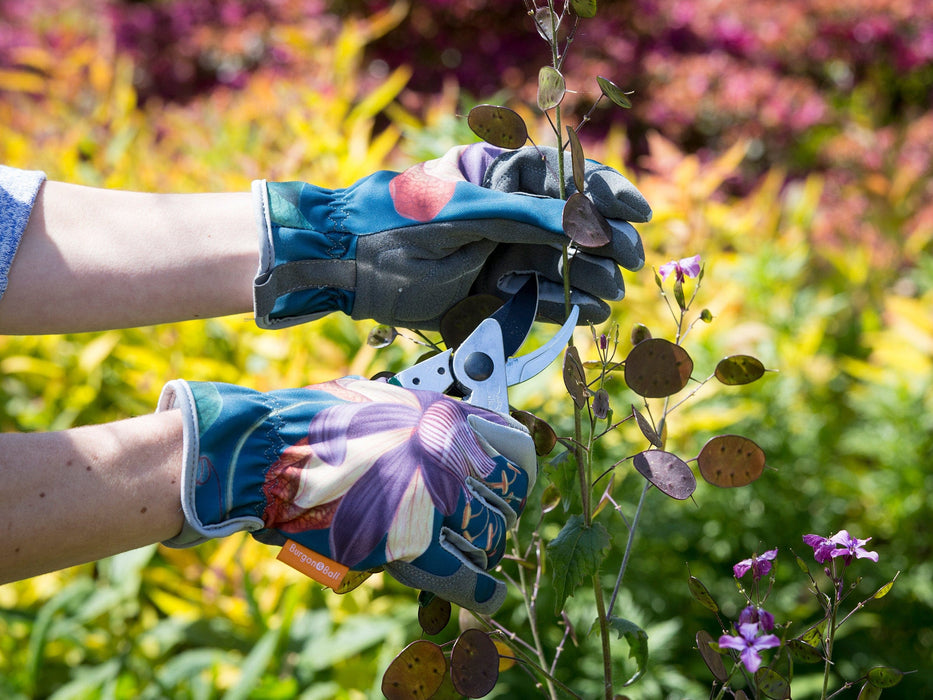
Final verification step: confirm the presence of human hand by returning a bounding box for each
[252,144,650,330]
[158,376,536,614]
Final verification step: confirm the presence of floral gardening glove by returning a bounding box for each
[252,144,650,330]
[158,376,536,614]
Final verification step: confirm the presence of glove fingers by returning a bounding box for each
[473,243,628,314]
[467,413,537,490]
[482,146,653,223]
[385,546,506,614]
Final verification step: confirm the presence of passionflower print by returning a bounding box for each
[261,378,518,568]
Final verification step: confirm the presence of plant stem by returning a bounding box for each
[821,561,841,700]
[593,573,614,700]
[608,480,650,617]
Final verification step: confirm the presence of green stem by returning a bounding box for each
[607,479,649,617]
[821,562,840,700]
[593,573,613,700]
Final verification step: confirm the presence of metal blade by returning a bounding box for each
[506,304,579,386]
[489,274,539,358]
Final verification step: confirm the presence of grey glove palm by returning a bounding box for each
[252,144,651,330]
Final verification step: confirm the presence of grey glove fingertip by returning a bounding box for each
[385,559,507,615]
[467,414,537,487]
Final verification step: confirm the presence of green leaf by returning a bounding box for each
[857,682,883,700]
[755,666,790,699]
[608,617,648,686]
[687,574,719,612]
[787,638,823,663]
[867,666,905,689]
[544,450,579,512]
[566,125,585,194]
[596,76,632,109]
[571,0,598,19]
[537,66,566,111]
[873,572,899,599]
[715,355,767,385]
[467,104,528,149]
[546,515,610,613]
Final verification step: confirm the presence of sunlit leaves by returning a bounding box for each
[697,435,767,487]
[382,640,447,700]
[547,515,610,613]
[715,355,766,385]
[467,104,528,149]
[624,338,693,398]
[537,66,566,111]
[632,450,696,500]
[608,617,648,686]
[596,76,632,109]
[873,572,899,599]
[563,192,613,247]
[450,628,499,697]
[696,630,727,682]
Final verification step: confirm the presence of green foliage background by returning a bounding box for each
[1,2,931,698]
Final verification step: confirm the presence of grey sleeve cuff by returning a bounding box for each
[0,165,46,301]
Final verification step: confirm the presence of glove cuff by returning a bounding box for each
[157,380,267,548]
[251,179,357,329]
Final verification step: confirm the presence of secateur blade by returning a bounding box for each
[454,278,580,413]
[390,275,579,414]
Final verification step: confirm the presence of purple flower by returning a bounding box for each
[803,533,835,563]
[658,254,701,283]
[261,379,519,567]
[828,530,879,566]
[803,530,879,566]
[718,622,781,673]
[733,548,778,581]
[739,605,775,632]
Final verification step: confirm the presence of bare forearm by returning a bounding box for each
[0,410,185,584]
[0,181,259,334]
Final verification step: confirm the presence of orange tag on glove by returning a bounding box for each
[277,540,349,591]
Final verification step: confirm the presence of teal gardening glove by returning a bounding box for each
[158,377,536,614]
[252,144,652,330]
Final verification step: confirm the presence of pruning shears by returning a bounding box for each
[391,276,579,414]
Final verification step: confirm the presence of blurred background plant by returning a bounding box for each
[0,0,930,697]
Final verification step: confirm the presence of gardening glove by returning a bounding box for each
[252,144,651,330]
[158,376,537,614]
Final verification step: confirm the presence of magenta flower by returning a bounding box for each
[802,533,835,563]
[733,548,778,581]
[803,530,879,566]
[718,622,781,673]
[828,530,879,566]
[658,254,701,283]
[739,605,775,633]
